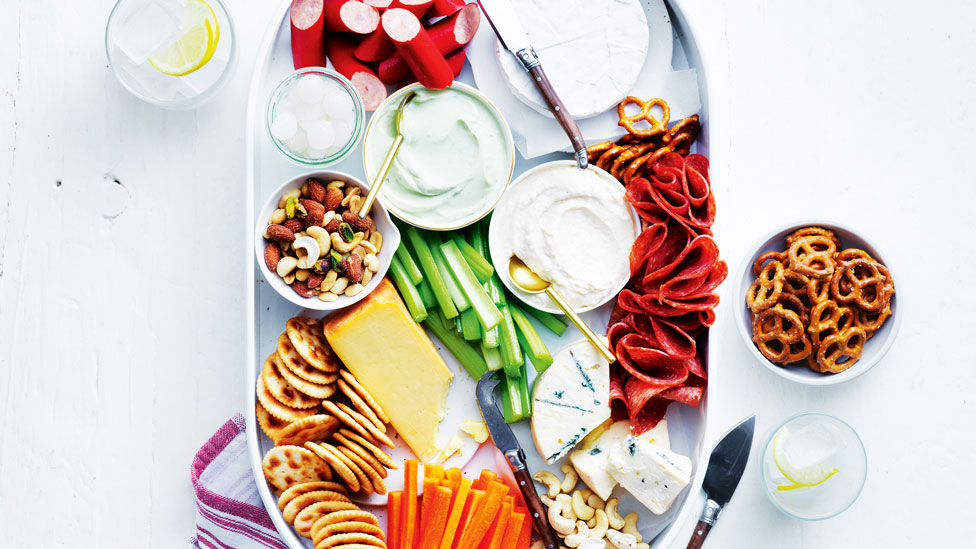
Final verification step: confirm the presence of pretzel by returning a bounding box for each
[787,235,837,279]
[775,292,810,327]
[830,259,891,312]
[752,305,806,363]
[807,299,855,347]
[596,144,630,171]
[617,96,670,138]
[807,275,831,304]
[815,327,867,374]
[753,250,789,277]
[622,146,674,184]
[835,247,877,265]
[663,114,700,152]
[746,260,785,313]
[786,334,813,363]
[786,227,840,249]
[855,304,891,335]
[610,142,656,180]
[586,140,614,163]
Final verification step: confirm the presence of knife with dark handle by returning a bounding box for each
[476,372,561,549]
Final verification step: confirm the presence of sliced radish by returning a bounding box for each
[323,0,380,34]
[378,3,479,84]
[290,0,327,69]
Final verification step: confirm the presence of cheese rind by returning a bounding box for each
[608,433,692,515]
[322,279,453,462]
[570,419,673,501]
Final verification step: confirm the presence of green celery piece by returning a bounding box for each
[424,309,487,379]
[460,309,482,341]
[395,243,424,285]
[389,255,427,322]
[481,343,503,371]
[497,305,523,377]
[428,233,471,313]
[482,324,500,348]
[406,227,458,318]
[510,304,553,372]
[417,278,436,308]
[440,240,502,331]
[518,363,532,417]
[521,302,568,336]
[503,370,526,423]
[453,237,493,283]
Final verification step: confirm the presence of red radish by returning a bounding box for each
[323,0,380,34]
[363,0,392,7]
[381,8,454,89]
[428,0,464,18]
[290,0,327,69]
[326,37,388,111]
[446,48,465,77]
[355,28,396,61]
[389,0,433,18]
[378,3,479,84]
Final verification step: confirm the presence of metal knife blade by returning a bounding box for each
[702,415,756,505]
[475,373,521,455]
[474,0,532,55]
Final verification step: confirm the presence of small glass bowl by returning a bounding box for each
[761,412,867,520]
[266,68,365,167]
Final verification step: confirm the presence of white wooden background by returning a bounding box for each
[1,0,973,547]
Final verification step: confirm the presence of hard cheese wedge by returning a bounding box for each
[570,419,672,501]
[323,278,453,462]
[531,341,611,463]
[608,432,692,515]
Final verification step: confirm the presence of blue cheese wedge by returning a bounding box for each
[570,419,673,500]
[608,433,692,515]
[531,341,611,463]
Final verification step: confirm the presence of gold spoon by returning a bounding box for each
[508,255,615,363]
[359,91,415,220]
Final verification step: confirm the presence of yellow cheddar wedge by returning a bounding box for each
[323,278,453,462]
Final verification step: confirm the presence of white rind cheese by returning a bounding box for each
[531,341,612,463]
[570,419,673,501]
[608,433,692,515]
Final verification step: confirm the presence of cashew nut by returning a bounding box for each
[293,236,321,269]
[306,226,332,255]
[368,230,383,252]
[533,470,561,498]
[637,545,649,549]
[351,245,366,260]
[623,513,642,542]
[269,208,286,224]
[587,509,609,539]
[341,186,361,206]
[606,530,637,549]
[587,493,605,510]
[531,541,544,549]
[278,188,301,209]
[276,256,298,277]
[326,180,344,190]
[578,540,608,549]
[348,194,362,216]
[330,276,349,294]
[294,268,310,282]
[281,273,296,285]
[363,254,379,272]
[564,521,589,547]
[547,497,577,536]
[540,494,554,507]
[560,464,579,493]
[331,231,364,253]
[554,494,576,519]
[604,498,625,530]
[572,491,595,521]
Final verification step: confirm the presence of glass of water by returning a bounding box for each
[105,0,237,108]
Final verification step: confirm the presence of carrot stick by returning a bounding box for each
[454,489,484,548]
[515,510,531,549]
[499,511,524,549]
[479,501,511,549]
[437,477,472,549]
[420,478,440,534]
[425,463,445,482]
[404,460,420,549]
[389,491,403,549]
[420,486,454,549]
[457,481,509,548]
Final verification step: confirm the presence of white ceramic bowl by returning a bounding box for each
[734,221,901,385]
[488,160,642,314]
[254,171,400,311]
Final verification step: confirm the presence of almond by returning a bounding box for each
[264,242,281,271]
[301,200,325,227]
[283,218,305,233]
[325,218,341,233]
[308,179,326,203]
[307,273,325,289]
[291,280,315,298]
[340,253,364,284]
[266,224,296,243]
[342,211,373,232]
[323,187,343,212]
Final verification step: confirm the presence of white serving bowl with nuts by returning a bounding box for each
[255,171,400,311]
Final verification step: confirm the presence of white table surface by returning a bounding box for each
[1,0,974,546]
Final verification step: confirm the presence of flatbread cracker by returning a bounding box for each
[294,501,360,538]
[276,415,340,447]
[257,373,317,423]
[282,490,351,523]
[311,510,380,545]
[278,333,339,384]
[314,532,386,549]
[263,354,321,409]
[286,317,341,372]
[278,481,348,511]
[337,379,385,431]
[273,352,337,399]
[336,446,387,494]
[319,442,374,495]
[335,402,395,449]
[311,522,385,547]
[336,429,397,469]
[256,402,289,443]
[262,445,332,492]
[333,432,388,478]
[304,442,360,492]
[338,370,390,424]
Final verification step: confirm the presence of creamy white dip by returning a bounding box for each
[491,163,640,311]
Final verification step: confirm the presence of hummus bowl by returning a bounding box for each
[488,161,642,314]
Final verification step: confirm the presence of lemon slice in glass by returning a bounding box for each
[148,0,220,76]
[772,426,839,491]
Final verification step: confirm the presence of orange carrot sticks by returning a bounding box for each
[419,486,453,549]
[389,491,403,549]
[403,460,419,549]
[437,476,472,549]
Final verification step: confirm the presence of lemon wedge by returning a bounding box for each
[148,0,219,76]
[772,426,839,491]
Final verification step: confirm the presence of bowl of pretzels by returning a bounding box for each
[735,222,900,385]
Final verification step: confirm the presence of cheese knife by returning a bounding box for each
[475,0,589,170]
[476,372,561,549]
[686,415,756,549]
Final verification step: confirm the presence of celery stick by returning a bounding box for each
[417,278,436,308]
[497,305,523,377]
[428,233,470,312]
[518,363,532,417]
[481,343,503,371]
[424,309,487,379]
[440,241,503,331]
[395,243,423,285]
[521,302,568,336]
[389,256,427,322]
[406,227,458,319]
[460,309,482,341]
[482,324,500,348]
[470,220,487,258]
[502,370,526,423]
[453,237,493,283]
[510,304,553,372]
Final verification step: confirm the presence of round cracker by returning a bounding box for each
[337,379,385,431]
[336,429,397,469]
[276,415,340,447]
[304,442,360,492]
[282,490,351,524]
[311,510,380,545]
[312,522,385,547]
[278,333,340,384]
[278,481,348,512]
[335,402,395,449]
[319,443,374,495]
[257,373,317,423]
[294,501,360,538]
[256,402,289,443]
[273,352,338,399]
[263,354,322,409]
[315,532,386,549]
[262,445,332,492]
[338,370,390,424]
[336,446,387,494]
[333,432,387,479]
[286,317,341,372]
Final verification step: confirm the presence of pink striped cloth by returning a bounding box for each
[190,414,288,549]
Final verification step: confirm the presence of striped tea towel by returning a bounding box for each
[190,414,287,549]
